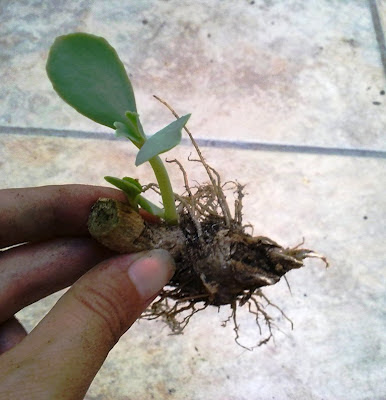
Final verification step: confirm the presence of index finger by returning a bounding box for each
[0,184,126,248]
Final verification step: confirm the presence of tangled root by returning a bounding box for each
[142,285,295,350]
[135,98,328,348]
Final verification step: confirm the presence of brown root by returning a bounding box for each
[142,292,209,334]
[88,97,328,347]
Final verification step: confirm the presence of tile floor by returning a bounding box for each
[1,1,385,399]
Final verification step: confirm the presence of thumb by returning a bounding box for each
[0,249,174,400]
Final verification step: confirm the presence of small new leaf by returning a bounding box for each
[122,176,142,191]
[126,111,146,140]
[104,176,142,207]
[114,122,131,138]
[105,176,164,217]
[114,120,142,144]
[135,114,191,166]
[137,197,165,218]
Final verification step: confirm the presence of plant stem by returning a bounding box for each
[149,156,178,224]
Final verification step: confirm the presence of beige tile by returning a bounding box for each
[1,0,385,398]
[0,0,385,150]
[1,131,384,399]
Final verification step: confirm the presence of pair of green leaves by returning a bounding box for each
[104,176,142,204]
[46,32,190,167]
[104,176,164,217]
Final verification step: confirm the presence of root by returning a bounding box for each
[88,97,329,349]
[142,290,209,334]
[166,158,203,239]
[154,95,232,227]
[142,285,294,350]
[218,290,293,350]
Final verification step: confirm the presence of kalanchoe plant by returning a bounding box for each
[46,32,327,348]
[46,32,190,224]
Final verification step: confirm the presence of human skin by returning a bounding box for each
[0,185,175,400]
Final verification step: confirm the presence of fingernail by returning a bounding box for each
[128,249,175,299]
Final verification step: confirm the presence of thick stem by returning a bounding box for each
[149,156,178,224]
[88,198,185,255]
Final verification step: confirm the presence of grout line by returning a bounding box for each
[0,125,115,140]
[1,125,386,159]
[193,138,386,158]
[369,0,386,75]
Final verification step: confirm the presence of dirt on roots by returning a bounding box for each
[88,99,328,349]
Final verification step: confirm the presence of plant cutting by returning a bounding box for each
[46,32,327,347]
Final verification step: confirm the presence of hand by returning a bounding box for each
[0,185,175,400]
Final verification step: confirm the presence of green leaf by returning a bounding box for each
[126,111,146,139]
[114,121,141,143]
[105,176,164,217]
[114,122,131,138]
[135,114,191,166]
[104,176,142,204]
[122,176,142,191]
[114,112,146,145]
[137,196,165,218]
[47,33,137,129]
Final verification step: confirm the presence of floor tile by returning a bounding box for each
[0,0,385,149]
[1,0,385,398]
[0,131,384,399]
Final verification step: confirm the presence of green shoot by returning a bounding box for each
[46,32,190,224]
